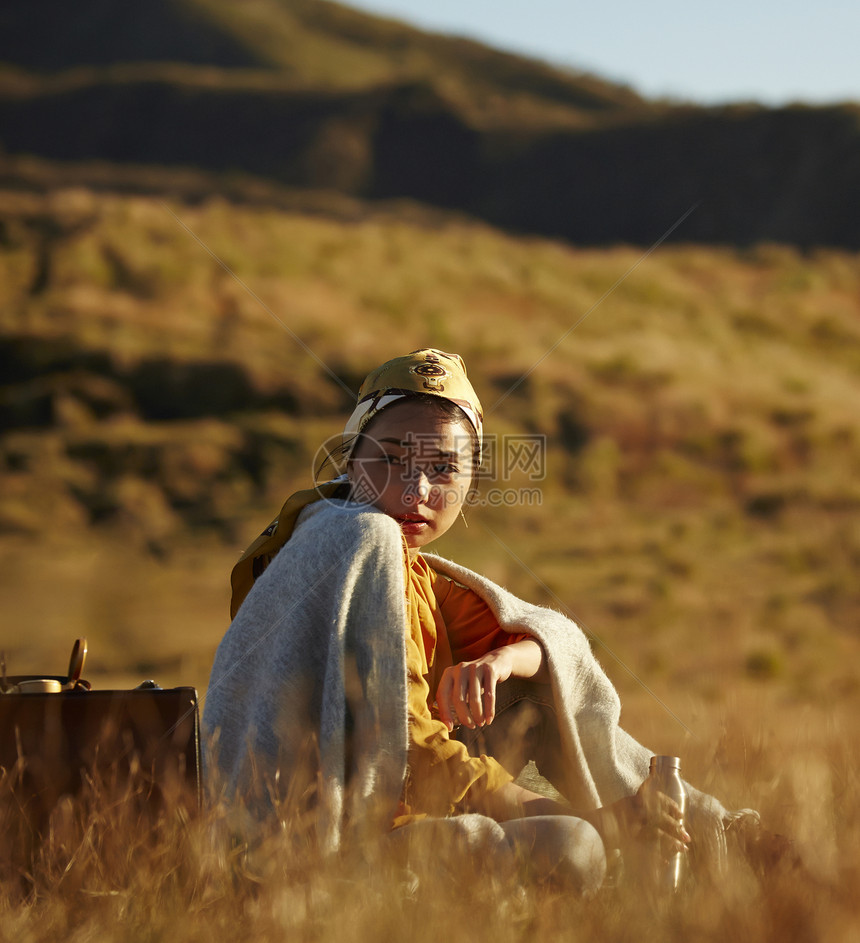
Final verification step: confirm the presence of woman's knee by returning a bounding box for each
[500,816,606,896]
[386,814,517,882]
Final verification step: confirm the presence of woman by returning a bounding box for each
[204,349,729,892]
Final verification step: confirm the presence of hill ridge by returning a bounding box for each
[0,0,858,246]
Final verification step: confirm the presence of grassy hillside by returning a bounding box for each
[0,0,644,127]
[2,186,860,935]
[2,1,858,248]
[2,186,859,699]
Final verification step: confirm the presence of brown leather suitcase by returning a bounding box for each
[0,641,201,875]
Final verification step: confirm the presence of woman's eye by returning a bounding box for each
[433,463,459,477]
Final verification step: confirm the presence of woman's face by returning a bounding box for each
[348,399,475,553]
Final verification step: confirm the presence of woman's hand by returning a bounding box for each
[436,649,514,731]
[435,639,546,732]
[588,781,691,855]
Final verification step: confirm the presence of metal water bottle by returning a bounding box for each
[642,755,687,892]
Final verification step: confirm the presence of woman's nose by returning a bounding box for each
[405,467,431,503]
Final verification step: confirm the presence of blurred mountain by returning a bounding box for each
[1,0,859,246]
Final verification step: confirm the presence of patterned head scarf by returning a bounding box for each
[343,348,483,453]
[232,349,483,617]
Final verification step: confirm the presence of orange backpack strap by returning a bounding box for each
[229,481,348,619]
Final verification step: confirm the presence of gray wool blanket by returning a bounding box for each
[203,498,728,860]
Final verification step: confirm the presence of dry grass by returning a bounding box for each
[2,187,860,938]
[2,697,859,943]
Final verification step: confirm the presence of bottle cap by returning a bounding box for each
[650,755,681,771]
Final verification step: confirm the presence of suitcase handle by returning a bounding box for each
[65,638,89,691]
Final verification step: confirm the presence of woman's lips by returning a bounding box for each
[396,515,429,534]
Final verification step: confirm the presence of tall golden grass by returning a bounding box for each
[2,187,860,937]
[3,696,858,943]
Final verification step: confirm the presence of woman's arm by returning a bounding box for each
[435,638,548,731]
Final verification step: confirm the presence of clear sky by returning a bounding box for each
[345,0,859,107]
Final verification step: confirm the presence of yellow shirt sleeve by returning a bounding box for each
[399,554,512,819]
[402,628,512,817]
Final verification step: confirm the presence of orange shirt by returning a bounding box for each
[397,552,523,821]
[431,565,530,686]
